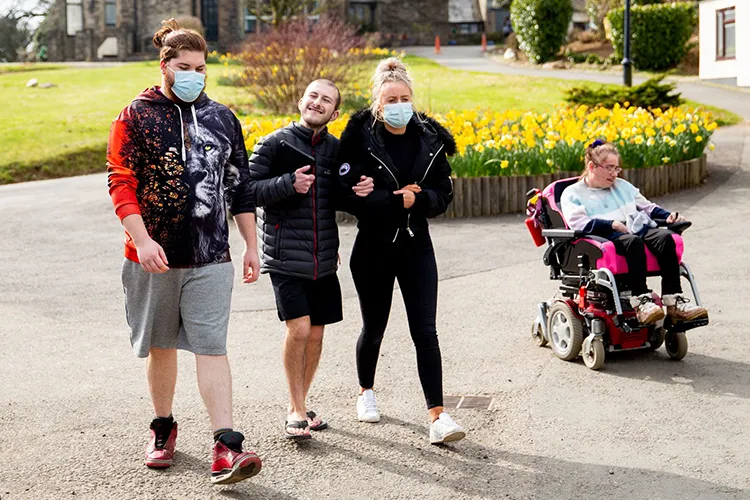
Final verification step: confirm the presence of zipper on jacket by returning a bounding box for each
[369,148,403,242]
[418,144,444,186]
[369,149,400,187]
[311,145,319,279]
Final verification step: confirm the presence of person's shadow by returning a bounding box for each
[292,415,748,499]
[573,349,750,400]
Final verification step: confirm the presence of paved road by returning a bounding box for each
[1,75,750,499]
[406,45,750,121]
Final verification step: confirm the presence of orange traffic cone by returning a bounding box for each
[481,33,487,52]
[434,35,441,55]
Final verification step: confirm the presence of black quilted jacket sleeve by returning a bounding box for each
[248,134,297,208]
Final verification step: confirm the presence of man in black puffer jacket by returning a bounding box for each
[248,79,373,440]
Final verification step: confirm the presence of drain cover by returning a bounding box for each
[443,395,493,410]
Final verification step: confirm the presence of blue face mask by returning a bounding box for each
[383,102,413,128]
[168,66,205,103]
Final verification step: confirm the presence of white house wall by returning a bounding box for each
[699,0,749,87]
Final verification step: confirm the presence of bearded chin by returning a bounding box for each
[306,112,330,126]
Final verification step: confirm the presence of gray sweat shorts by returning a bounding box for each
[121,259,234,358]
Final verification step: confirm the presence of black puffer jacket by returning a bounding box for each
[248,122,339,280]
[337,109,456,239]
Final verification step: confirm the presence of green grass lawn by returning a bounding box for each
[0,63,65,75]
[0,55,742,184]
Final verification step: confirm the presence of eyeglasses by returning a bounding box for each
[595,163,622,174]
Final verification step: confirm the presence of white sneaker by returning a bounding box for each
[357,389,380,423]
[630,293,665,325]
[429,412,466,445]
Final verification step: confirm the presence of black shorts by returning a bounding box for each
[269,273,343,326]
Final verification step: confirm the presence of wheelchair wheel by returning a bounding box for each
[665,331,688,360]
[547,302,583,361]
[582,335,605,370]
[648,327,665,351]
[531,321,548,347]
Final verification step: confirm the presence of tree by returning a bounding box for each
[0,0,53,62]
[245,0,326,28]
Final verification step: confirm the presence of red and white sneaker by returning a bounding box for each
[211,432,262,485]
[145,420,177,469]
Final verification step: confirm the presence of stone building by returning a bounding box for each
[45,0,584,61]
[46,0,247,61]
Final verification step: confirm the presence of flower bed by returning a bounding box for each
[439,105,716,176]
[240,105,716,219]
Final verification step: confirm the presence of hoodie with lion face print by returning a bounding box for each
[107,87,255,268]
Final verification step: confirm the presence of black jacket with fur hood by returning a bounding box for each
[337,109,456,238]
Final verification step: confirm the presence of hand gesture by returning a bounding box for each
[242,247,260,284]
[353,176,374,197]
[293,165,315,194]
[136,237,169,274]
[611,221,629,234]
[400,184,422,194]
[394,188,417,209]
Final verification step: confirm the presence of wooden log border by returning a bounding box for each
[336,154,707,223]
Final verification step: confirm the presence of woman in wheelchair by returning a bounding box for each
[560,140,708,326]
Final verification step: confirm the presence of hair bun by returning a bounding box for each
[376,57,407,75]
[152,18,181,49]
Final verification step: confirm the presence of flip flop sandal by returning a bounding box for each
[306,411,328,431]
[284,420,312,440]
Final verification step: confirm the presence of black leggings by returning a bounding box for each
[611,228,682,296]
[350,229,443,409]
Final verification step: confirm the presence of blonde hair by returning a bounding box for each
[583,140,620,179]
[370,57,413,121]
[152,18,207,62]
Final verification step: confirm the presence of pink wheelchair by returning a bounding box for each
[525,177,709,370]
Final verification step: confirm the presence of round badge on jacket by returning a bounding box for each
[339,163,351,176]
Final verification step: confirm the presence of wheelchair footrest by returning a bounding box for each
[667,316,709,333]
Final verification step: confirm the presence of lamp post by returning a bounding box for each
[622,0,632,86]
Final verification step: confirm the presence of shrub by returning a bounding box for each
[237,18,367,114]
[586,0,621,34]
[607,2,697,71]
[510,0,574,64]
[564,76,684,110]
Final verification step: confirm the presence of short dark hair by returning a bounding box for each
[311,79,341,110]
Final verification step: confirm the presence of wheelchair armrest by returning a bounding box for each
[541,229,586,239]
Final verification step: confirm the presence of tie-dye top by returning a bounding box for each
[560,178,670,236]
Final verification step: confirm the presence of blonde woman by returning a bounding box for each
[336,58,465,445]
[560,140,709,324]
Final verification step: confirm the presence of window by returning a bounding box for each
[244,8,272,33]
[105,0,116,26]
[348,1,376,30]
[202,0,219,41]
[66,0,83,36]
[717,7,736,60]
[456,22,481,35]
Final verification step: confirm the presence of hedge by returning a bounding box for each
[607,2,697,71]
[510,0,574,64]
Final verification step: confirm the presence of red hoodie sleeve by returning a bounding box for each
[107,105,141,221]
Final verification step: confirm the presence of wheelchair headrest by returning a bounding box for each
[541,177,580,229]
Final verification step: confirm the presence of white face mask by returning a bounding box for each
[168,66,205,103]
[383,102,413,128]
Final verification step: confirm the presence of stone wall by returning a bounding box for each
[375,0,451,44]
